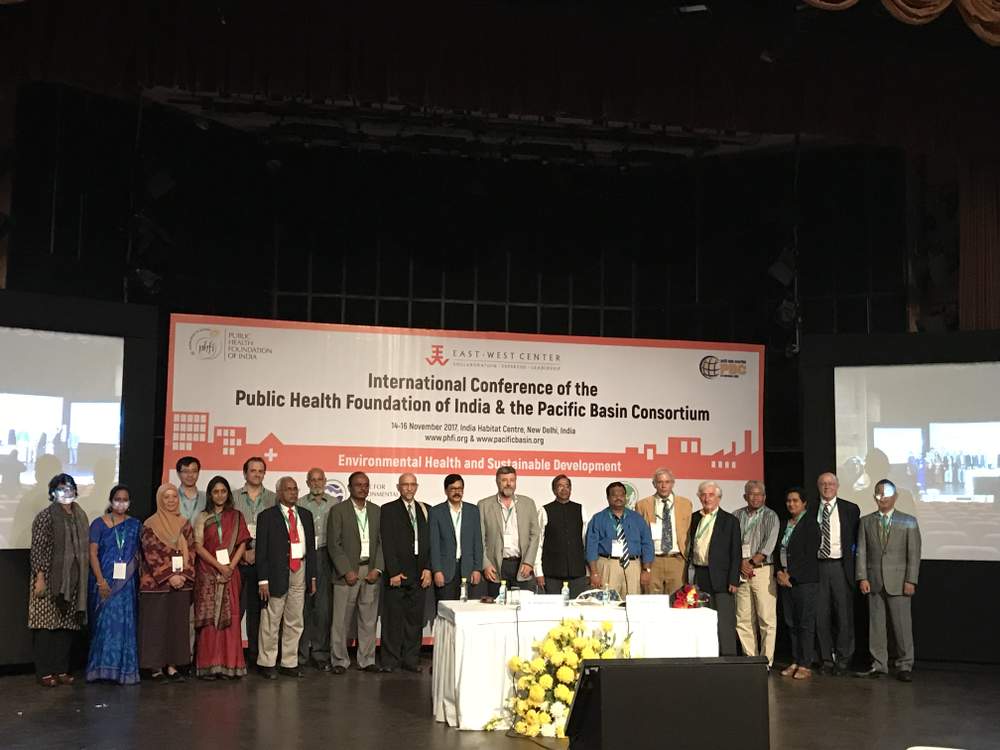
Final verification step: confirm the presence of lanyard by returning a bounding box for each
[742,510,764,543]
[609,509,626,532]
[406,502,417,531]
[695,511,717,540]
[655,496,673,521]
[500,500,514,530]
[781,512,804,549]
[112,521,126,561]
[355,505,369,537]
[245,489,265,518]
[213,512,225,545]
[451,507,462,534]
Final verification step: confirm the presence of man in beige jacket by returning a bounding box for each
[635,468,692,595]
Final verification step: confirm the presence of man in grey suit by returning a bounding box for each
[478,465,540,597]
[327,471,383,674]
[430,474,484,602]
[855,479,921,682]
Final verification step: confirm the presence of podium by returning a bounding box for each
[565,656,769,750]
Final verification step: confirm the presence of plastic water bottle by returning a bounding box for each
[497,580,508,605]
[460,577,468,602]
[561,581,570,605]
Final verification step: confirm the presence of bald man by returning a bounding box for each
[379,473,431,673]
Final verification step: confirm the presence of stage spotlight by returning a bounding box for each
[677,3,709,12]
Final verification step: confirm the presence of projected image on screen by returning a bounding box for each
[0,326,124,549]
[835,362,1000,561]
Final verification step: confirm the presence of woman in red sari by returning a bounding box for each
[193,476,251,679]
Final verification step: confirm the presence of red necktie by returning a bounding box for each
[288,507,301,572]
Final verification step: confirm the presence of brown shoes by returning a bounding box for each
[780,663,799,677]
[39,675,58,687]
[793,667,812,680]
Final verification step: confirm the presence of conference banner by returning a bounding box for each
[164,314,764,515]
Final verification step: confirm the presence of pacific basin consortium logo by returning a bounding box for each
[188,328,222,360]
[699,355,748,379]
[326,479,347,503]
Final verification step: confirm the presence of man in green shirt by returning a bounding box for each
[234,456,276,664]
[297,467,338,670]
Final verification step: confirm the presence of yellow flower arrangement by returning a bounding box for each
[485,617,635,736]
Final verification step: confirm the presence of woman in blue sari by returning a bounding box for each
[86,485,141,684]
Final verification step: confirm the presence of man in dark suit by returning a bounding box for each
[686,480,741,655]
[430,474,483,602]
[855,479,921,682]
[814,472,861,675]
[327,471,383,674]
[256,476,318,679]
[380,472,431,673]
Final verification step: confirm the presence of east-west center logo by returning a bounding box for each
[426,344,449,366]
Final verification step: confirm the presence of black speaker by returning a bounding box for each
[566,656,769,750]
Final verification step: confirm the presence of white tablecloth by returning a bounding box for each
[431,597,718,730]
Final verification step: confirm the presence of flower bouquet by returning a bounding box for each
[484,617,632,738]
[671,583,710,609]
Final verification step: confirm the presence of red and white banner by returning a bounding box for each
[164,315,764,513]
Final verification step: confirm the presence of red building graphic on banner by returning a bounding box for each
[166,410,761,480]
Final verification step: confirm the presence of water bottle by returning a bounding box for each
[561,581,570,605]
[497,580,508,605]
[460,577,468,602]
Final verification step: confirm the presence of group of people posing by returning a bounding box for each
[27,458,920,687]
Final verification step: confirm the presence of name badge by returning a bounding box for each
[360,540,370,559]
[502,532,515,550]
[650,521,663,554]
[611,539,625,558]
[171,555,184,573]
[247,523,257,539]
[113,562,127,580]
[215,549,231,565]
[290,540,305,559]
[742,544,752,560]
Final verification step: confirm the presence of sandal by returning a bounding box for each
[39,675,58,687]
[780,663,798,677]
[793,666,812,680]
[56,673,75,685]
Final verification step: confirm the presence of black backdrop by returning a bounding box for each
[0,290,157,666]
[801,331,1000,664]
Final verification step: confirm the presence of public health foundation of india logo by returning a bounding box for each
[426,344,449,366]
[699,355,720,379]
[189,328,222,360]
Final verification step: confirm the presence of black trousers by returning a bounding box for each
[486,557,536,598]
[781,582,818,666]
[33,628,74,678]
[543,575,590,599]
[382,582,424,670]
[239,562,261,660]
[816,559,854,668]
[693,566,738,656]
[434,559,486,603]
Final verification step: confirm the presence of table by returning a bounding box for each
[431,597,718,730]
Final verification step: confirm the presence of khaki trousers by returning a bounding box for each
[331,563,381,669]
[257,565,306,669]
[734,564,777,665]
[648,554,686,596]
[595,557,641,600]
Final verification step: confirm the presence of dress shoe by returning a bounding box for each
[56,673,75,685]
[853,668,882,679]
[401,664,423,674]
[166,670,185,683]
[780,663,799,677]
[792,667,812,680]
[314,661,332,672]
[897,670,913,682]
[278,666,305,678]
[378,666,394,673]
[331,665,347,675]
[39,675,58,688]
[363,664,379,673]
[258,667,278,680]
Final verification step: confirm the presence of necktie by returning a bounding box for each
[660,499,673,553]
[820,503,832,559]
[408,503,417,550]
[879,514,890,546]
[288,507,301,572]
[616,517,630,570]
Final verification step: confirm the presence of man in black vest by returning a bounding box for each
[534,475,590,598]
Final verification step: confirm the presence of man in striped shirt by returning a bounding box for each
[732,480,780,668]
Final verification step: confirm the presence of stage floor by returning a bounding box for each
[0,657,997,749]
